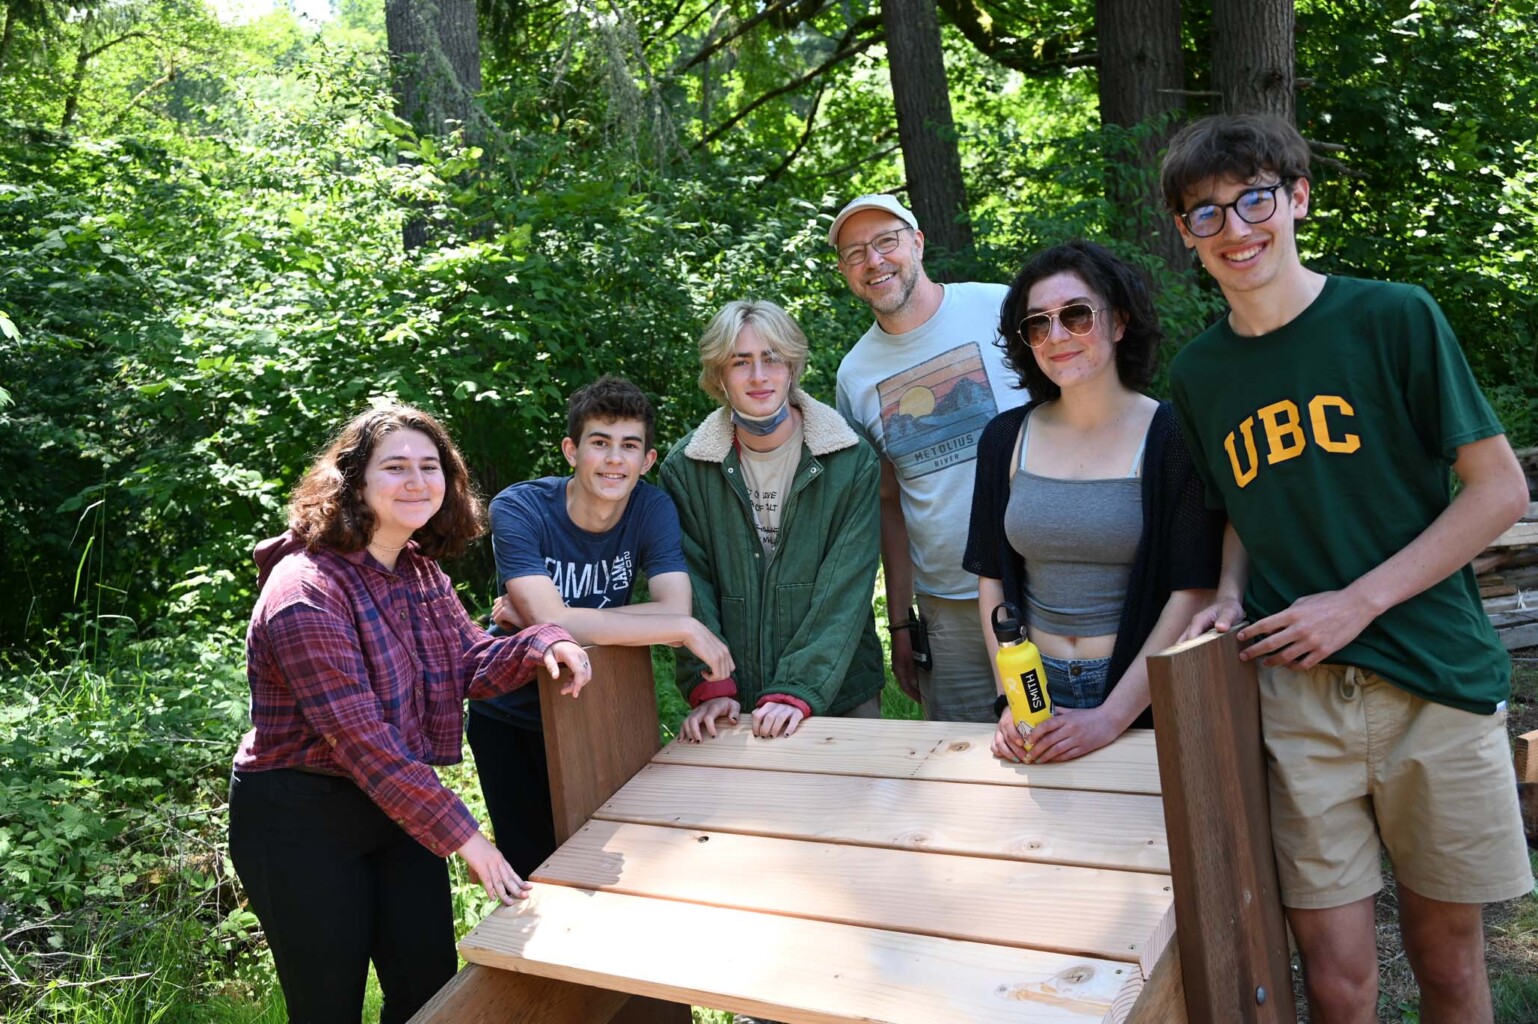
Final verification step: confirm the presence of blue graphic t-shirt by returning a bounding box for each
[470,477,687,727]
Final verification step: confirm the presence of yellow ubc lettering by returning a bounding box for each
[1308,395,1361,453]
[1256,399,1307,465]
[1223,416,1260,488]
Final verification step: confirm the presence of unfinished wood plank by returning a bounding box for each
[1121,937,1187,1024]
[461,884,1135,1024]
[1147,630,1294,1024]
[1518,730,1538,784]
[406,963,630,1024]
[538,645,661,844]
[653,719,1161,795]
[1489,521,1538,548]
[534,819,1172,971]
[1491,611,1538,651]
[594,763,1170,873]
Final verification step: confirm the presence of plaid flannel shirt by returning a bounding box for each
[234,536,572,857]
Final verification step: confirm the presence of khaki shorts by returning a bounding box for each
[914,593,998,724]
[1258,662,1533,910]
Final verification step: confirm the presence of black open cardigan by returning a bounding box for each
[962,400,1224,729]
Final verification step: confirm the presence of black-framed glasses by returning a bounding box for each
[837,227,912,267]
[1179,179,1295,238]
[1018,303,1104,348]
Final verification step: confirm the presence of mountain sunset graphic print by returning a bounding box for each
[877,343,998,479]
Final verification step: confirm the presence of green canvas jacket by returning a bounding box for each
[659,390,884,717]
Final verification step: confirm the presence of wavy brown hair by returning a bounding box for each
[287,406,486,560]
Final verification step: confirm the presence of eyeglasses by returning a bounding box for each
[1179,179,1294,238]
[837,227,912,268]
[1018,303,1104,348]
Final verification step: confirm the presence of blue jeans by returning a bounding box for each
[1041,653,1111,710]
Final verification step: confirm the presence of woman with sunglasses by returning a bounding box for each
[963,241,1223,764]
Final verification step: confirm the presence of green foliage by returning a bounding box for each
[1298,0,1538,445]
[0,629,251,1018]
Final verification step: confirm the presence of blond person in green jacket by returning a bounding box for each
[660,299,885,743]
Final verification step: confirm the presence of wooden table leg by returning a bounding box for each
[538,645,663,844]
[407,963,629,1023]
[1123,934,1188,1023]
[1147,630,1295,1023]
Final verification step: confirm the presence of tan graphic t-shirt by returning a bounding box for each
[737,422,804,553]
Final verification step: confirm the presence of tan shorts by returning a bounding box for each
[1258,662,1533,910]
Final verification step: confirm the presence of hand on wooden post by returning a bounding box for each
[1178,596,1246,642]
[1236,589,1376,669]
[545,640,592,697]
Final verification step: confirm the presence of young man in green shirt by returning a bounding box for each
[1163,114,1532,1023]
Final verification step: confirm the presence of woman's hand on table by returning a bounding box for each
[680,697,740,743]
[546,640,592,697]
[457,832,531,905]
[750,702,804,739]
[1016,705,1120,764]
[990,707,1031,763]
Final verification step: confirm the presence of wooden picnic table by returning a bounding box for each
[413,633,1292,1024]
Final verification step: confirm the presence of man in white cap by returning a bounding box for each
[830,194,1026,723]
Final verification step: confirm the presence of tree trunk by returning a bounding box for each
[60,9,93,130]
[0,5,18,81]
[384,0,483,249]
[881,0,973,273]
[1213,0,1294,119]
[1096,0,1186,269]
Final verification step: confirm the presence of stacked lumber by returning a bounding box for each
[1474,447,1538,651]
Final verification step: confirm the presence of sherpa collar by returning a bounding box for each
[682,387,861,463]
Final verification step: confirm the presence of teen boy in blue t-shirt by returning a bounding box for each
[467,375,732,875]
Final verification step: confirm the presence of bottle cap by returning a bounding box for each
[990,602,1023,645]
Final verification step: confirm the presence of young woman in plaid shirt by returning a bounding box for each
[228,406,590,1024]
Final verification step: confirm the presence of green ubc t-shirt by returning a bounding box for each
[1169,275,1510,714]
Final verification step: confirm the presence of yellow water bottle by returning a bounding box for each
[991,602,1052,733]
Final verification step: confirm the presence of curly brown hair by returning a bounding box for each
[287,406,486,560]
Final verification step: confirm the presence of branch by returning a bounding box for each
[813,139,900,182]
[692,24,881,150]
[83,30,151,62]
[673,0,833,74]
[934,0,1093,74]
[766,74,828,182]
[106,64,176,132]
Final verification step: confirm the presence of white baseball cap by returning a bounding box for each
[827,194,919,247]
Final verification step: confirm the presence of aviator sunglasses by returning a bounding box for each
[1017,303,1105,348]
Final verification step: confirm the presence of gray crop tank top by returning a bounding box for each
[1002,413,1146,635]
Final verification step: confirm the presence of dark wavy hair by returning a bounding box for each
[566,375,657,450]
[997,240,1162,403]
[1160,113,1312,213]
[287,405,486,560]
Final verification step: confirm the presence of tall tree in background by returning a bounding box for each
[1213,0,1294,118]
[881,0,974,269]
[1095,0,1185,268]
[385,0,482,248]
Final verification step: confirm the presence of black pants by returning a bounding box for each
[464,709,557,878]
[228,769,457,1024]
